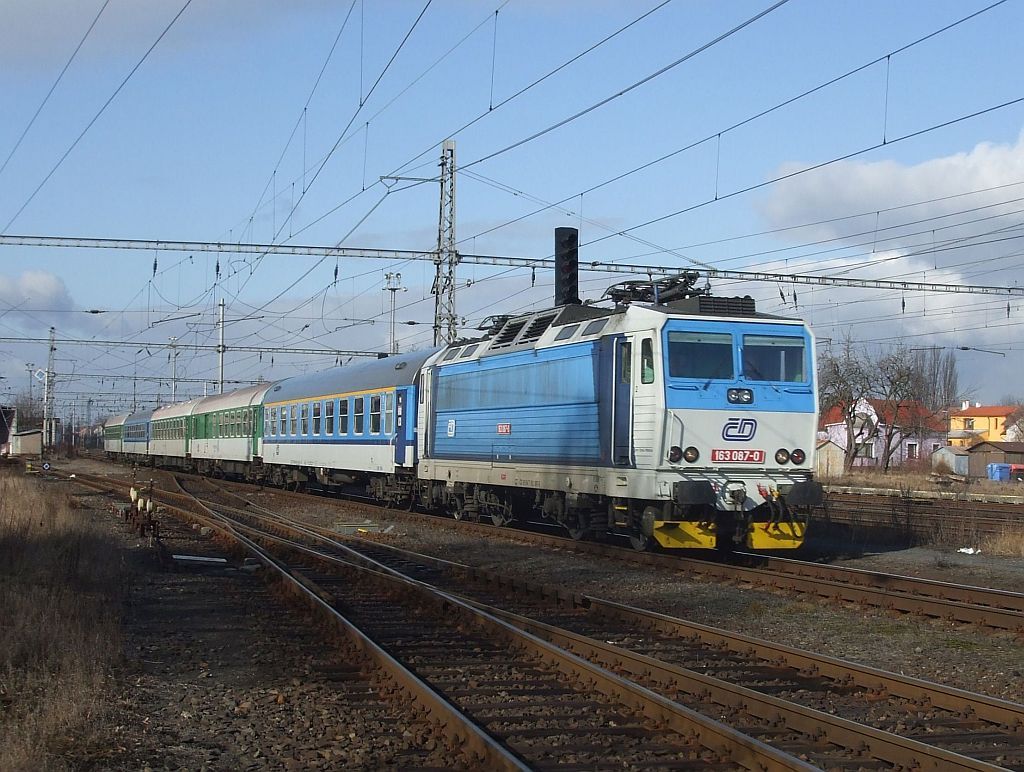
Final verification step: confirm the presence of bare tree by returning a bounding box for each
[913,348,960,412]
[818,339,875,471]
[1004,405,1024,442]
[875,345,928,471]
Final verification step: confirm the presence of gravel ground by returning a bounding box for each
[241,492,1024,705]
[58,457,1024,707]
[59,477,454,771]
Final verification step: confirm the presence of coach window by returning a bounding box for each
[339,398,349,434]
[370,395,382,434]
[289,405,297,436]
[313,401,321,435]
[325,400,334,435]
[385,392,394,435]
[354,397,365,434]
[641,338,655,384]
[267,408,274,437]
[300,403,309,435]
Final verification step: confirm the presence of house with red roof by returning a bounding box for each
[948,402,1021,448]
[820,398,946,470]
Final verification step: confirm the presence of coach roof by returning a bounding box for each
[266,348,440,405]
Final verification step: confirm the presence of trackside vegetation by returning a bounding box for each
[0,472,124,770]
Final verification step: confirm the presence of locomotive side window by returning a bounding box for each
[667,332,733,379]
[619,341,631,383]
[354,397,365,434]
[582,319,607,336]
[554,324,578,341]
[339,399,349,434]
[325,400,334,435]
[742,335,806,382]
[641,338,655,384]
[370,395,382,434]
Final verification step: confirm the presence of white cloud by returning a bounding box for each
[755,132,1024,402]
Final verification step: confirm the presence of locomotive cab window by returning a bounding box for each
[641,338,655,384]
[667,331,733,379]
[742,335,806,382]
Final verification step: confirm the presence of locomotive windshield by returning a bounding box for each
[741,334,806,382]
[666,331,733,379]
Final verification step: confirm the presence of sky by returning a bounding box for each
[0,0,1023,420]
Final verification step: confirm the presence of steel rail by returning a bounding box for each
[65,473,531,770]
[182,491,1021,771]
[169,481,810,771]
[64,469,1024,632]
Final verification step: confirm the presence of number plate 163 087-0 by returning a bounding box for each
[711,448,765,463]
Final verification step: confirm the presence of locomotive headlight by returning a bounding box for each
[790,448,806,465]
[668,446,683,463]
[682,446,700,463]
[774,448,790,464]
[727,388,753,404]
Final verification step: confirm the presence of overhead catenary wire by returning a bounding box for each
[2,0,194,232]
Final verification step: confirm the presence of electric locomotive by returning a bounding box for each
[415,272,823,551]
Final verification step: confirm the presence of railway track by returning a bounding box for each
[824,491,1024,541]
[64,467,1024,634]
[84,470,812,770]
[167,476,1024,770]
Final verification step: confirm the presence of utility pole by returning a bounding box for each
[432,139,458,345]
[169,336,179,402]
[43,327,55,450]
[25,362,34,413]
[217,299,226,394]
[383,272,406,354]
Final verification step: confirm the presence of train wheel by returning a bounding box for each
[567,512,589,541]
[490,512,512,527]
[629,532,652,551]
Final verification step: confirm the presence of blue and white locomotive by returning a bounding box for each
[104,274,822,551]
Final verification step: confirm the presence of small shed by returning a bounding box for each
[965,441,1024,479]
[11,429,42,457]
[815,439,845,479]
[931,445,969,476]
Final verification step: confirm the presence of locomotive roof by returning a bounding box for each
[436,296,805,366]
[266,348,440,404]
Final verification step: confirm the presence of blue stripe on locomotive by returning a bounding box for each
[432,342,602,464]
[662,320,815,414]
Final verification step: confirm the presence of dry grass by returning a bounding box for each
[981,529,1024,558]
[823,468,1024,496]
[0,472,124,771]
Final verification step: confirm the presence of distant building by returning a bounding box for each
[931,445,969,477]
[10,429,42,457]
[821,398,946,469]
[0,405,14,455]
[965,441,1024,479]
[948,402,1018,447]
[815,439,845,478]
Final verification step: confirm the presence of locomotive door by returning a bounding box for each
[612,338,633,466]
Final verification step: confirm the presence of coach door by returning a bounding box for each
[612,338,633,466]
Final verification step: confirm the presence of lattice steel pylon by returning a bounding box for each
[432,139,458,345]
